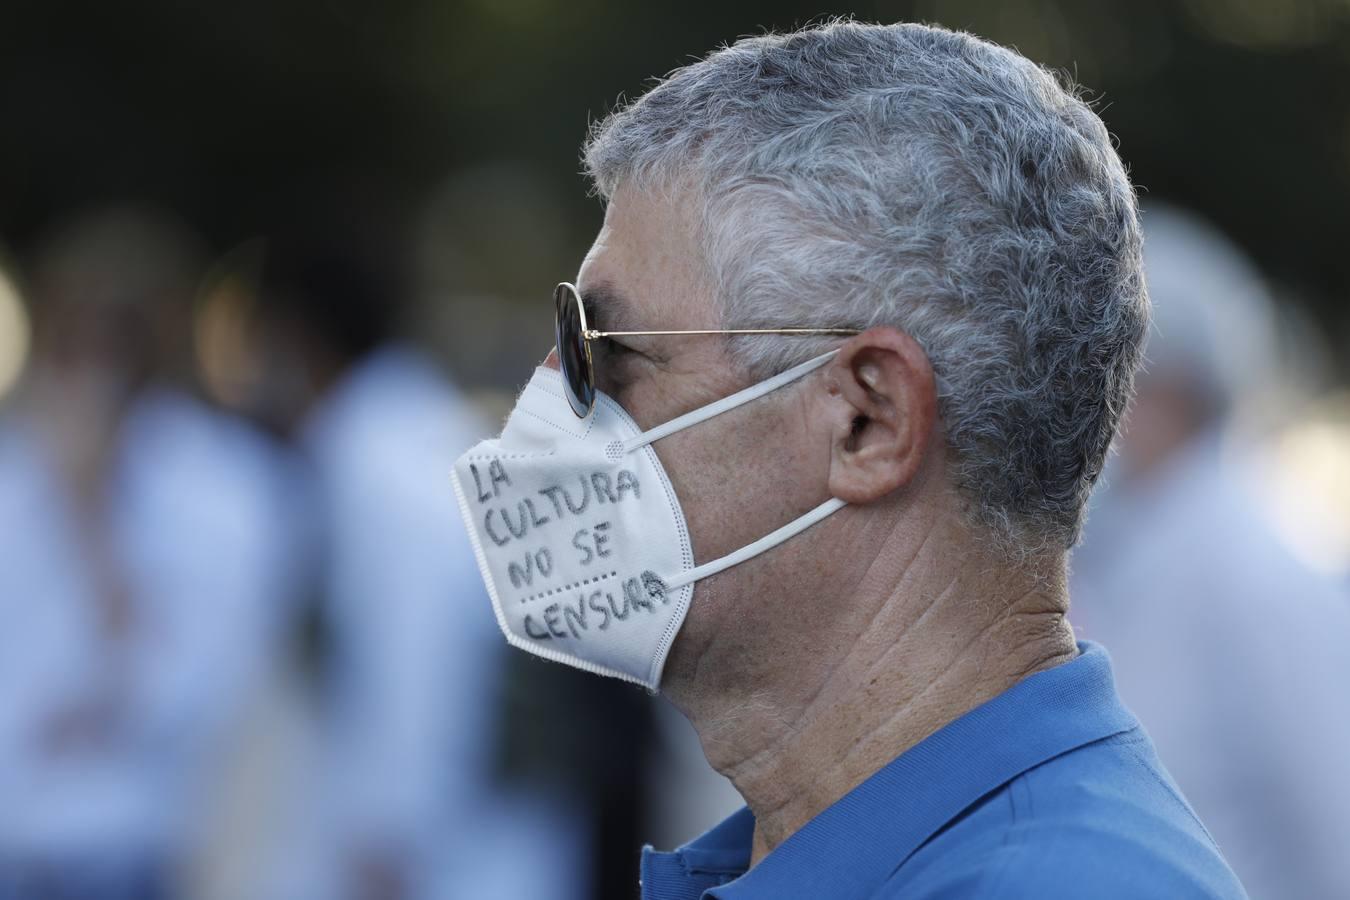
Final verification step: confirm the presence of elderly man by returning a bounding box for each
[452,21,1246,899]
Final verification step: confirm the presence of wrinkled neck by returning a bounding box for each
[665,510,1075,865]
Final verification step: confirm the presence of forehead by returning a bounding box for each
[576,184,716,329]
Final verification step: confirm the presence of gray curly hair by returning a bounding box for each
[584,19,1148,554]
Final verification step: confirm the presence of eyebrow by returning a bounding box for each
[578,281,638,334]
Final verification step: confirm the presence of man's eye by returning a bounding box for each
[594,338,640,398]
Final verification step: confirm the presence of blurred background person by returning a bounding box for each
[1071,204,1350,900]
[0,207,306,898]
[196,191,591,900]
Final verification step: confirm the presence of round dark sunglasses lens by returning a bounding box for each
[554,284,595,416]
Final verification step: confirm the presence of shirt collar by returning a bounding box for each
[641,642,1138,899]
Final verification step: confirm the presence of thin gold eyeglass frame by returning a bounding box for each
[556,281,861,417]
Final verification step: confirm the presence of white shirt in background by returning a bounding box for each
[1071,431,1350,900]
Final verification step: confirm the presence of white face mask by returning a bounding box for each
[451,351,847,690]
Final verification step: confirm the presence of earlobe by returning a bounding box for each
[825,328,937,505]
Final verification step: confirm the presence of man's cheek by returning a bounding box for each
[660,429,763,565]
[611,375,675,432]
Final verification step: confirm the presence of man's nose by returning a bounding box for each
[542,348,561,371]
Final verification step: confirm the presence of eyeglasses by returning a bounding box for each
[554,281,861,417]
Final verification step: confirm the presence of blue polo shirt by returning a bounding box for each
[640,643,1246,899]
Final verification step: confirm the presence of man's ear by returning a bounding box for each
[822,327,938,505]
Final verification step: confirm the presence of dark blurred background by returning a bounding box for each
[4,0,1350,377]
[1,3,1349,900]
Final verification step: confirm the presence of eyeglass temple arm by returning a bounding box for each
[583,327,861,340]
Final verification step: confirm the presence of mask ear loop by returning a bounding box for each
[617,350,840,455]
[663,497,847,591]
[614,349,848,591]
